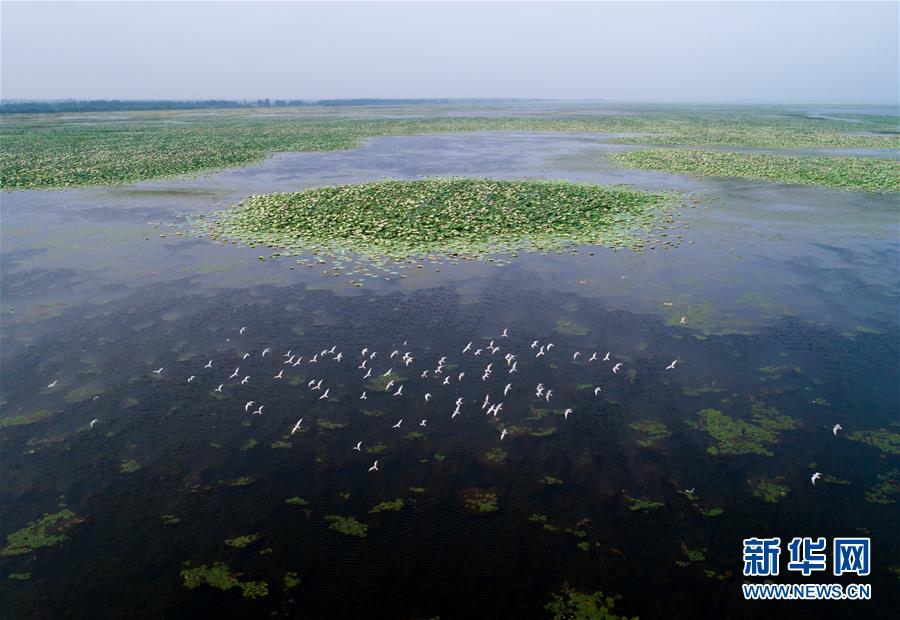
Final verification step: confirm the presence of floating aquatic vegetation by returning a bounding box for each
[700,507,724,517]
[283,572,301,589]
[530,427,558,438]
[316,419,347,430]
[846,428,900,456]
[370,499,404,514]
[4,108,894,189]
[181,562,268,599]
[240,438,258,451]
[864,470,899,505]
[433,453,447,462]
[529,408,550,420]
[681,385,727,397]
[749,478,790,503]
[462,488,499,513]
[161,514,181,525]
[324,515,368,537]
[629,420,671,447]
[119,459,141,474]
[201,179,679,263]
[367,370,405,392]
[529,514,549,523]
[680,543,706,563]
[408,487,425,494]
[64,387,97,403]
[402,431,424,440]
[366,442,389,455]
[484,447,508,463]
[224,533,261,548]
[555,319,590,337]
[542,476,564,486]
[285,496,309,506]
[545,584,638,620]
[0,409,55,428]
[8,573,31,581]
[690,404,798,456]
[270,440,292,449]
[611,148,900,192]
[624,494,664,512]
[226,476,256,487]
[2,509,83,556]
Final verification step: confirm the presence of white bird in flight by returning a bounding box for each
[245,401,255,412]
[318,389,330,400]
[368,460,379,472]
[420,420,427,427]
[353,441,362,451]
[274,369,284,379]
[204,360,213,368]
[242,353,250,360]
[463,342,472,353]
[603,352,611,362]
[215,384,224,393]
[833,424,842,436]
[563,408,572,420]
[811,472,822,485]
[187,376,195,383]
[360,392,368,400]
[393,385,404,397]
[239,326,246,335]
[665,360,679,370]
[90,419,99,428]
[425,393,432,402]
[241,376,249,385]
[504,383,512,396]
[500,428,508,440]
[291,419,303,434]
[262,348,271,357]
[501,328,509,338]
[594,387,602,396]
[612,363,622,374]
[229,368,239,379]
[153,367,164,375]
[392,419,402,428]
[573,352,581,360]
[588,353,598,362]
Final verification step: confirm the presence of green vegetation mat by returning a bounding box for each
[201,178,677,260]
[611,148,900,192]
[1,107,896,189]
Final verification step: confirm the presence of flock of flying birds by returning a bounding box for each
[45,322,839,488]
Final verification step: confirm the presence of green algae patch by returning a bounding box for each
[0,409,55,428]
[690,404,798,456]
[224,533,261,548]
[542,476,564,486]
[202,179,677,261]
[629,420,671,447]
[2,509,83,556]
[240,438,258,451]
[546,584,638,620]
[8,572,31,581]
[370,499,405,514]
[119,459,141,474]
[324,515,367,537]
[749,478,790,503]
[366,442,389,455]
[611,148,900,193]
[462,488,499,513]
[285,496,309,506]
[161,514,181,525]
[846,428,900,456]
[181,562,268,599]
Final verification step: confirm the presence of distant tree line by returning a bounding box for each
[0,98,527,114]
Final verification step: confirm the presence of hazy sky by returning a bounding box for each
[2,1,897,104]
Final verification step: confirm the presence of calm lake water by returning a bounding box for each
[1,130,898,618]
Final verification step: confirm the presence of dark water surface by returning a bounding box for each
[1,132,898,619]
